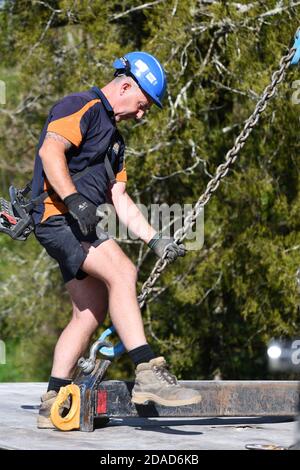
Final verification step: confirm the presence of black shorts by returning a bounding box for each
[34,214,110,283]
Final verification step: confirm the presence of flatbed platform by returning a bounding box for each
[0,382,298,450]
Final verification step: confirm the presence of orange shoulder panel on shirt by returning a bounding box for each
[47,99,100,147]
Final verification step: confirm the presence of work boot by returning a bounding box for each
[37,390,70,429]
[131,356,202,407]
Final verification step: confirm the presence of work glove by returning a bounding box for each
[148,233,186,262]
[64,192,99,236]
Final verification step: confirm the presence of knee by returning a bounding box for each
[115,258,138,285]
[126,260,138,284]
[71,309,102,333]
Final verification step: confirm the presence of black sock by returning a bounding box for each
[128,344,156,366]
[47,376,72,393]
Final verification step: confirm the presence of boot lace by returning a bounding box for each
[153,364,178,386]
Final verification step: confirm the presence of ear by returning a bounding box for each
[120,81,132,96]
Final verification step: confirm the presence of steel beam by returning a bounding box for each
[95,380,299,418]
[74,361,299,431]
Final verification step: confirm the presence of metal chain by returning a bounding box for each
[296,268,300,292]
[137,46,296,309]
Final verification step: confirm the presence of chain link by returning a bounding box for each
[137,46,296,309]
[296,268,300,291]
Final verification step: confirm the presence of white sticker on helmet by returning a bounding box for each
[135,59,149,73]
[146,72,157,84]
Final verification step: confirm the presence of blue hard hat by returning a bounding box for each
[113,51,167,109]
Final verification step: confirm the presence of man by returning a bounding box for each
[32,51,202,428]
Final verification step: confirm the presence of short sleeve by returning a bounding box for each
[47,95,101,147]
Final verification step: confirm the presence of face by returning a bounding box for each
[114,80,153,122]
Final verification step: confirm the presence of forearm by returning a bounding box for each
[113,192,156,244]
[40,150,76,200]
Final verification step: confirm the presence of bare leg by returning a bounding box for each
[81,239,147,351]
[51,274,108,378]
[47,240,202,410]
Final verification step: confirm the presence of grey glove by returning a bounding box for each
[148,233,186,262]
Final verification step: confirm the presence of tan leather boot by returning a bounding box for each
[37,390,58,429]
[132,357,202,407]
[37,390,71,429]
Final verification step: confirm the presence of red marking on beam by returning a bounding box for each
[97,390,107,414]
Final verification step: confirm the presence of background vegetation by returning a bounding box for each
[1,0,300,382]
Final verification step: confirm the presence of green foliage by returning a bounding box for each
[1,0,300,381]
